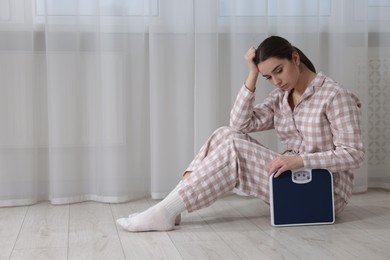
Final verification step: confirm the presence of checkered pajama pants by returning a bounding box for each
[177,126,277,212]
[177,126,347,214]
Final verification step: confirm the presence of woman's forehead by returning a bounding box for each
[258,57,286,75]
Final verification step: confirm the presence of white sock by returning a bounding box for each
[117,190,186,232]
[170,181,183,225]
[175,213,181,226]
[128,181,183,225]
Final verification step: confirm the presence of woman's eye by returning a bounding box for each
[276,68,283,74]
[266,76,271,80]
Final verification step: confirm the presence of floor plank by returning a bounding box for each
[1,188,389,260]
[9,248,67,260]
[219,231,299,260]
[0,206,27,260]
[13,202,68,250]
[117,232,183,260]
[68,202,125,260]
[174,240,241,260]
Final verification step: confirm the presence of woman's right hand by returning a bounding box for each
[244,47,259,75]
[244,47,259,91]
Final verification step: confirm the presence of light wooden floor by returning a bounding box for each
[1,188,389,260]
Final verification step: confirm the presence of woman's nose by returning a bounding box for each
[272,77,282,86]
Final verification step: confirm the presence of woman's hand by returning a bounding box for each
[244,47,259,92]
[268,155,304,178]
[245,47,259,75]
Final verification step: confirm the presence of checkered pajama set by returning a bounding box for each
[178,72,365,215]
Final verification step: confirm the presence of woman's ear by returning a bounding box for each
[292,51,300,66]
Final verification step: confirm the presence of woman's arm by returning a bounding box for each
[229,47,276,133]
[229,87,276,133]
[301,90,365,172]
[243,47,259,92]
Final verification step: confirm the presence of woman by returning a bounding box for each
[117,36,365,232]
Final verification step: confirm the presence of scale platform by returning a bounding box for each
[269,168,335,227]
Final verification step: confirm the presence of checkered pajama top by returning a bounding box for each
[230,72,365,202]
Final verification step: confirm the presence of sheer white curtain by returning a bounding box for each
[0,0,153,206]
[0,0,388,207]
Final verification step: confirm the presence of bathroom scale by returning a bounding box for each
[269,168,335,227]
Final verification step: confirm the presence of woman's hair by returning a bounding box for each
[254,36,316,73]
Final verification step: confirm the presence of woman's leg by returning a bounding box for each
[117,126,279,232]
[178,127,279,212]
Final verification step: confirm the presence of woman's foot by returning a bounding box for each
[117,190,186,232]
[117,204,174,232]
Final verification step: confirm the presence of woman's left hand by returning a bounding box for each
[268,155,304,178]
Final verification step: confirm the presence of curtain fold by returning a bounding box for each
[0,0,389,207]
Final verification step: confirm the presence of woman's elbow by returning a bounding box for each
[351,147,365,169]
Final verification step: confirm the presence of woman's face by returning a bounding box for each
[257,53,300,91]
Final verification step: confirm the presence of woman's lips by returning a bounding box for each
[280,84,289,90]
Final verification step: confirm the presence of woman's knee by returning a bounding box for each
[212,126,241,140]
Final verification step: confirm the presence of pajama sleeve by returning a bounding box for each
[300,89,365,172]
[229,84,276,133]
